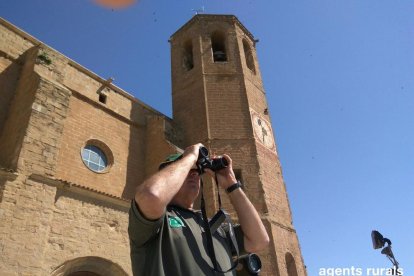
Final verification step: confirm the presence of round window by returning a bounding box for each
[81,141,113,173]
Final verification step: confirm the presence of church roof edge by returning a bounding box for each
[0,17,172,122]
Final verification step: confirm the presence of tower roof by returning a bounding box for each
[170,14,255,42]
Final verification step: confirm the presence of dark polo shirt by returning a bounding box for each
[128,200,243,276]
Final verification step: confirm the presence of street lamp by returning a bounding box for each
[371,230,401,275]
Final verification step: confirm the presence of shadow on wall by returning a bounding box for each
[0,51,21,133]
[0,46,39,169]
[0,50,23,168]
[51,256,128,276]
[122,100,145,200]
[54,186,129,213]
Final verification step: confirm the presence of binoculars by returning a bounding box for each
[197,146,228,173]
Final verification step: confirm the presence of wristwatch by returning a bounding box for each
[226,181,242,194]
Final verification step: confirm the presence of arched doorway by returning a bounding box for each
[51,256,128,276]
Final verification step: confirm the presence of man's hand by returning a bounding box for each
[207,154,237,189]
[182,143,203,163]
[135,143,204,220]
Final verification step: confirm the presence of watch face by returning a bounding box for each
[252,112,275,150]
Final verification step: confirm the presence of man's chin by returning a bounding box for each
[186,180,199,187]
[189,185,199,192]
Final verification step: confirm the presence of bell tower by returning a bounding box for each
[170,15,306,276]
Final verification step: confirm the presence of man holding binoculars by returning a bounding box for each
[128,143,269,275]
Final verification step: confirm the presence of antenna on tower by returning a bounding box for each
[192,0,205,14]
[192,6,205,15]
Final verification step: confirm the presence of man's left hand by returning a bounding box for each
[206,154,237,189]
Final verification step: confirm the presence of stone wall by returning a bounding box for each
[0,17,180,276]
[0,173,131,276]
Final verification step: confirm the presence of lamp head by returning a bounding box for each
[371,230,385,249]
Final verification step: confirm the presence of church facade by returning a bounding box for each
[0,15,306,276]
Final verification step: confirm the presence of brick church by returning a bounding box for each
[0,14,306,276]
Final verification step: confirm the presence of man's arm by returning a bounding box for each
[135,144,201,220]
[214,154,270,253]
[227,187,269,253]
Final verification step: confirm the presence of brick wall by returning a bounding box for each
[54,93,144,199]
[0,173,131,276]
[170,15,306,276]
[144,116,184,177]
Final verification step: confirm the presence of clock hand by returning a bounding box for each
[262,127,268,143]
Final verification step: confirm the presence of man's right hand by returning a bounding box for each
[135,142,203,220]
[182,143,203,164]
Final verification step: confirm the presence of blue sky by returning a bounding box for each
[1,0,413,275]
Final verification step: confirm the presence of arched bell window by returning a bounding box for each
[211,31,227,62]
[243,39,255,73]
[285,252,299,276]
[182,39,194,71]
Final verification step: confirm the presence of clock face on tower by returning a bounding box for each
[251,111,275,151]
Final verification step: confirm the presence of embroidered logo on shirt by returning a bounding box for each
[168,216,185,228]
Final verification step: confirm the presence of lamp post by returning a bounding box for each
[371,230,401,275]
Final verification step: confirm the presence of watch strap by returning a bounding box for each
[226,181,242,194]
